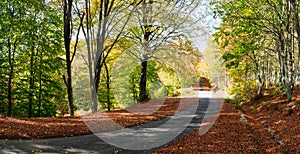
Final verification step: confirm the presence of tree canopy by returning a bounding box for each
[0,0,210,117]
[213,0,300,102]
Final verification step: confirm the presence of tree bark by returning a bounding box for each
[104,62,111,111]
[28,45,35,118]
[139,61,148,102]
[63,0,75,116]
[38,56,43,117]
[7,39,13,116]
[284,1,293,102]
[138,0,152,102]
[291,0,300,84]
[252,50,264,98]
[82,0,143,112]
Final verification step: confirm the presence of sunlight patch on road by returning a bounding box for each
[180,89,226,99]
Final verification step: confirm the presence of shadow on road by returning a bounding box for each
[0,91,225,154]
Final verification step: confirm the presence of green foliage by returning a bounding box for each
[98,83,116,111]
[128,60,163,100]
[202,38,226,89]
[213,0,270,100]
[224,98,237,105]
[98,64,116,111]
[225,98,242,110]
[250,107,256,111]
[214,0,300,102]
[0,0,204,116]
[111,52,183,109]
[225,62,257,101]
[0,0,66,117]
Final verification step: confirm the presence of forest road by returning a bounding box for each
[0,91,225,154]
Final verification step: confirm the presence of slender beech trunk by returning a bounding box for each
[92,0,107,112]
[104,62,111,111]
[291,0,300,84]
[285,1,293,102]
[283,41,292,102]
[265,53,269,88]
[7,38,17,116]
[38,55,43,117]
[7,39,12,116]
[252,50,264,98]
[281,33,292,102]
[277,37,284,91]
[83,0,98,113]
[139,61,148,102]
[63,0,75,116]
[138,0,152,102]
[63,0,84,115]
[132,77,138,103]
[83,0,142,112]
[28,45,35,118]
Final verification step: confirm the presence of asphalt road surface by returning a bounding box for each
[0,90,225,154]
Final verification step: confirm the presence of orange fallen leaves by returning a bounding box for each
[0,97,199,140]
[1,89,299,153]
[156,90,300,153]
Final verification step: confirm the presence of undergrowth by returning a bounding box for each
[225,98,243,111]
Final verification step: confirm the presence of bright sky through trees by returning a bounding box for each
[190,0,221,52]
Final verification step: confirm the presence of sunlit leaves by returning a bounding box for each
[0,0,65,117]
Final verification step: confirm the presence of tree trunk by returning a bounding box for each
[265,53,269,88]
[67,63,74,116]
[284,2,293,102]
[93,0,108,112]
[28,46,35,118]
[138,0,153,102]
[291,0,300,85]
[276,38,284,91]
[93,65,102,112]
[257,82,264,98]
[7,38,17,116]
[38,56,42,117]
[83,0,98,113]
[131,77,138,103]
[252,50,264,98]
[283,38,293,102]
[104,62,111,111]
[139,61,148,102]
[63,0,75,116]
[7,39,13,116]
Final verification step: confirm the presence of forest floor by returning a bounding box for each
[0,89,300,153]
[157,89,300,153]
[0,97,200,140]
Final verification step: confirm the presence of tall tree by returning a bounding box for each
[213,0,300,102]
[0,0,65,117]
[62,0,85,116]
[81,0,143,112]
[0,0,23,116]
[124,0,202,102]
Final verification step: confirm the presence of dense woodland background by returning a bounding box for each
[0,0,299,118]
[214,0,300,102]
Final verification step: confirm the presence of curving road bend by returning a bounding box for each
[0,90,225,154]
